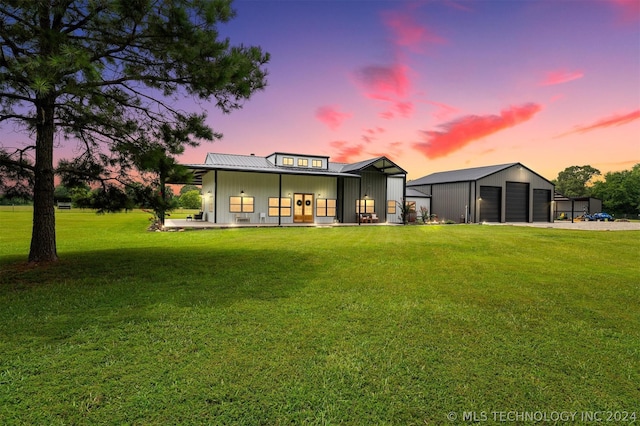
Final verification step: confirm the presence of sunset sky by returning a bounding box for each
[178,0,640,182]
[176,0,640,179]
[3,0,637,184]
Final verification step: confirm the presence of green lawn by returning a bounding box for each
[1,208,639,424]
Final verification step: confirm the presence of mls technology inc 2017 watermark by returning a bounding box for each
[447,410,637,423]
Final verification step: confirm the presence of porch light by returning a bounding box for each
[240,190,244,194]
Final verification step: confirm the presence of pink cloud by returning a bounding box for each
[539,69,584,86]
[315,106,352,131]
[609,0,640,23]
[330,141,365,163]
[425,100,460,120]
[361,127,386,143]
[413,103,544,159]
[355,63,411,101]
[559,109,640,137]
[379,110,395,120]
[381,10,445,52]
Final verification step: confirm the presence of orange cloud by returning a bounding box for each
[539,69,584,86]
[559,109,640,137]
[413,103,544,159]
[381,10,445,52]
[330,141,365,163]
[315,106,352,131]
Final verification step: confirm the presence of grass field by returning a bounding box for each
[1,208,638,424]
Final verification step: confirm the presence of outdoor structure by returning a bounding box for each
[407,163,555,223]
[185,153,407,225]
[554,193,602,220]
[405,187,431,223]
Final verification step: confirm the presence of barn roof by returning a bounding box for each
[408,163,521,186]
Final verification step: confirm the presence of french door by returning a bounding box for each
[294,193,314,223]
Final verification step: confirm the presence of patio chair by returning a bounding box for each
[193,212,203,220]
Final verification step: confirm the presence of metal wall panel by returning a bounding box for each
[478,164,554,222]
[214,171,280,224]
[431,182,471,222]
[387,176,405,223]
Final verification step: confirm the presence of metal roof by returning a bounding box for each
[339,156,407,175]
[184,153,405,185]
[407,163,520,186]
[406,188,430,198]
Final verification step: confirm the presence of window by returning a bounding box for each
[268,197,291,217]
[356,199,375,214]
[297,158,308,167]
[387,200,396,214]
[283,157,294,166]
[316,199,336,217]
[229,196,254,213]
[312,159,322,168]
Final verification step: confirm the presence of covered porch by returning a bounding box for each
[163,219,394,230]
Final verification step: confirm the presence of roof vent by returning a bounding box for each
[250,153,255,156]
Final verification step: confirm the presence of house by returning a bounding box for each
[407,163,555,223]
[185,152,407,225]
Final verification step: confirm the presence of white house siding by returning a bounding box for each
[200,171,341,225]
[208,170,279,224]
[281,174,338,225]
[387,176,405,223]
[201,171,216,221]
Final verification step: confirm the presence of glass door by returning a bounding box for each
[294,193,314,223]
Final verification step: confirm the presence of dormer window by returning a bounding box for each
[283,157,294,166]
[312,159,322,168]
[298,158,308,167]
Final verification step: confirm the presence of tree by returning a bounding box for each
[180,184,200,195]
[591,164,640,217]
[180,190,202,209]
[0,0,269,263]
[553,165,601,197]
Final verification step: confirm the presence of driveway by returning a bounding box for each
[506,221,640,231]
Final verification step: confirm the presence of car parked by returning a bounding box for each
[589,212,614,221]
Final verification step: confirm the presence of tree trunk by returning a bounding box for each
[29,95,58,263]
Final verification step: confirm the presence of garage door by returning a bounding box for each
[506,182,529,222]
[532,189,551,222]
[480,186,501,222]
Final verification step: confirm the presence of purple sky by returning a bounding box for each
[180,0,640,181]
[3,0,638,183]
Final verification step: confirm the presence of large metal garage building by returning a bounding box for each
[407,163,555,223]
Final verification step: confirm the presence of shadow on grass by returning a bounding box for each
[0,246,315,340]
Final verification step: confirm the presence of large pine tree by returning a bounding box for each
[0,0,269,262]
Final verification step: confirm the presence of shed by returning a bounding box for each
[407,163,555,223]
